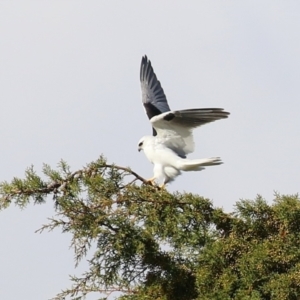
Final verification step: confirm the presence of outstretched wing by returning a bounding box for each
[140,56,170,136]
[151,108,230,156]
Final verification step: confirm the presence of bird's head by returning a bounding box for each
[137,136,153,152]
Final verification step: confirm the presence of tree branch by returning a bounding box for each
[0,161,156,206]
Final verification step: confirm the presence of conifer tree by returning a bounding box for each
[1,156,300,300]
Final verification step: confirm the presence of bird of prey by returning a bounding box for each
[138,56,230,187]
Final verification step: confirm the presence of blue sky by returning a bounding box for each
[0,2,300,299]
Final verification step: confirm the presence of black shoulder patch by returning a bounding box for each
[163,113,175,121]
[143,102,162,120]
[152,127,157,136]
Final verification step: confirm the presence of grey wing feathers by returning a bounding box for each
[140,56,230,138]
[140,56,171,120]
[162,108,230,128]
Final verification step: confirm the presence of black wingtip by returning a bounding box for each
[142,55,148,62]
[140,55,152,82]
[141,55,149,70]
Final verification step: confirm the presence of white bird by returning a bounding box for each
[138,56,230,187]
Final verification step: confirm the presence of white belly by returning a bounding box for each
[143,140,182,183]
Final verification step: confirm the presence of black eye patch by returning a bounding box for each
[138,142,143,147]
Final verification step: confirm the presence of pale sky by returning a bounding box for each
[1,2,300,299]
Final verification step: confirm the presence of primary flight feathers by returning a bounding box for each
[138,55,230,187]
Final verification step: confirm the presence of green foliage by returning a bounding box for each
[197,194,300,300]
[0,156,300,300]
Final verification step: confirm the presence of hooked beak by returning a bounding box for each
[138,147,141,152]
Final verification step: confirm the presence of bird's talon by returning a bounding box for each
[145,178,156,186]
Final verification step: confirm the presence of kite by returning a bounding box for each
[138,56,230,187]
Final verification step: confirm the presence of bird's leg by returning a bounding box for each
[159,183,166,189]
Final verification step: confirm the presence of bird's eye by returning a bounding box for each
[138,142,143,147]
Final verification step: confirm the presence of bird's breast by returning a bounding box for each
[143,143,156,163]
[143,141,179,166]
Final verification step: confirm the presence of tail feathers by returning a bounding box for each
[178,157,223,171]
